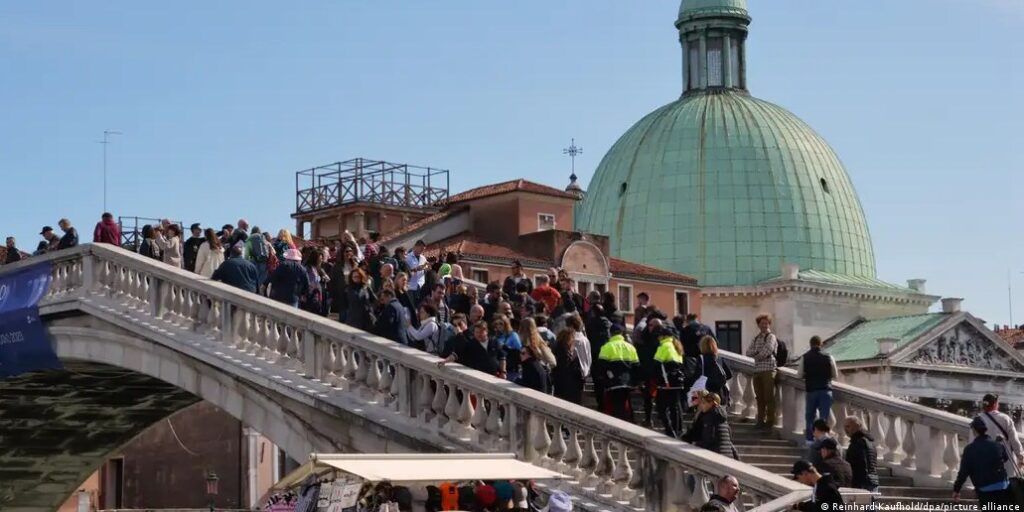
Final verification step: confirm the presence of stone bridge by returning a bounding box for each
[0,245,979,512]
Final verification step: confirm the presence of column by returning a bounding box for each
[698,34,708,89]
[722,34,733,88]
[296,219,304,238]
[354,211,367,239]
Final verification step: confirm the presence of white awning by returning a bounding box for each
[273,453,567,490]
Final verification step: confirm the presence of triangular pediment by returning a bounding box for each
[895,320,1024,373]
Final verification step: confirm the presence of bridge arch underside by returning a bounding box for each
[1,315,431,512]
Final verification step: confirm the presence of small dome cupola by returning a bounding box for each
[676,0,751,95]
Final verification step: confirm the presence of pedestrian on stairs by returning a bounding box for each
[745,314,778,430]
[791,460,844,511]
[807,419,835,467]
[842,416,879,492]
[691,391,739,460]
[700,475,740,512]
[595,323,640,423]
[652,327,686,438]
[975,393,1024,500]
[816,437,852,488]
[954,417,1011,507]
[798,335,838,441]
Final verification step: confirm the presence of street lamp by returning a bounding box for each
[205,470,219,512]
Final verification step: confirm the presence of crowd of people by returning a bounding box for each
[9,214,1024,509]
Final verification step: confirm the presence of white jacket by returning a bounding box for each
[155,235,183,268]
[195,243,225,278]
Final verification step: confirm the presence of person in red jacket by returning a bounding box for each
[93,212,121,246]
[530,275,561,315]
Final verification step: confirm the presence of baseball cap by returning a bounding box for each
[791,460,814,477]
[40,226,53,235]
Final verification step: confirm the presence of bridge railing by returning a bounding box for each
[14,244,811,511]
[718,350,975,489]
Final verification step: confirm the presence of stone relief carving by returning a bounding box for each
[909,324,1024,372]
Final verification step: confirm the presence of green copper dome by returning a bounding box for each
[679,0,748,17]
[575,3,876,287]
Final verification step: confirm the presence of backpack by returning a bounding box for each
[249,237,269,262]
[775,338,789,367]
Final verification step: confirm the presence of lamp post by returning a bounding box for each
[205,470,219,512]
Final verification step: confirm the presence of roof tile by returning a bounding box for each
[824,313,950,362]
[446,179,578,204]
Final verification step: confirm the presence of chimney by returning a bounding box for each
[941,297,963,314]
[907,279,927,293]
[782,262,800,280]
[877,337,898,356]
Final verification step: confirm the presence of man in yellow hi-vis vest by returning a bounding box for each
[596,324,640,423]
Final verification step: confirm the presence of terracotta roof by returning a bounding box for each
[446,179,578,204]
[995,326,1024,348]
[425,236,549,267]
[378,206,468,245]
[609,258,698,286]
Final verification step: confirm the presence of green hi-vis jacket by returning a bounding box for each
[597,334,639,389]
[653,336,686,389]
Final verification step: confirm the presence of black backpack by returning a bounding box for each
[775,338,789,366]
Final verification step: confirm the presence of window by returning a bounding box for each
[578,281,591,295]
[365,212,381,233]
[619,182,628,197]
[471,268,489,284]
[675,291,690,317]
[688,42,700,90]
[618,285,633,312]
[715,321,743,354]
[819,178,831,194]
[538,213,556,231]
[595,282,607,294]
[706,37,724,87]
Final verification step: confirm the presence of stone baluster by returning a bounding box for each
[344,347,359,386]
[208,300,222,339]
[595,441,616,495]
[417,375,435,422]
[485,399,502,443]
[563,428,582,476]
[325,343,343,387]
[627,463,644,509]
[611,443,633,500]
[113,266,128,300]
[901,420,916,469]
[388,365,402,412]
[914,424,945,479]
[470,395,488,441]
[364,354,382,401]
[498,404,511,450]
[455,386,474,437]
[741,374,756,419]
[354,350,369,389]
[871,411,887,461]
[443,384,460,431]
[273,323,291,365]
[185,291,200,329]
[196,297,211,334]
[431,379,448,427]
[547,422,567,471]
[884,415,902,463]
[530,416,552,465]
[231,310,248,351]
[287,327,305,372]
[689,474,711,509]
[676,468,693,509]
[138,273,151,310]
[835,403,849,446]
[579,434,600,487]
[379,361,394,401]
[97,260,111,295]
[729,375,745,417]
[780,384,800,436]
[942,432,961,481]
[256,319,275,361]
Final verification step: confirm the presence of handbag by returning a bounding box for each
[983,411,1024,505]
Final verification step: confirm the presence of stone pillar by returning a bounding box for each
[681,38,689,92]
[296,219,304,239]
[722,34,733,88]
[354,211,367,239]
[698,35,708,89]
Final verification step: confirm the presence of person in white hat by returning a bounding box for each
[268,248,309,307]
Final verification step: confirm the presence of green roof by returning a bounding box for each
[825,314,950,362]
[678,0,748,17]
[765,269,914,293]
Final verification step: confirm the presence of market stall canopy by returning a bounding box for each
[274,453,568,490]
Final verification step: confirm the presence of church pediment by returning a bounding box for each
[898,322,1024,373]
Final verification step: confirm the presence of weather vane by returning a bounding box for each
[563,138,583,175]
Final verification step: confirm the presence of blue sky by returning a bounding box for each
[2,1,1021,325]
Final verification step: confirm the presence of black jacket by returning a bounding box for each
[374,298,409,346]
[396,289,419,329]
[700,354,732,398]
[845,431,879,490]
[954,434,1009,493]
[802,347,835,392]
[817,454,853,488]
[211,257,259,293]
[502,275,532,299]
[797,474,844,512]
[269,260,309,305]
[58,227,79,250]
[519,357,550,394]
[456,337,505,376]
[4,247,22,264]
[680,321,714,358]
[681,408,739,460]
[342,285,377,331]
[183,236,204,272]
[584,313,611,358]
[637,327,661,379]
[139,239,160,260]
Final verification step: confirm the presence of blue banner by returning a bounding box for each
[0,262,61,379]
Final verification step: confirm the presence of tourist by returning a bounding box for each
[274,229,295,260]
[57,218,79,250]
[518,343,551,394]
[393,246,410,275]
[596,324,639,422]
[406,303,441,355]
[510,281,537,319]
[469,304,485,326]
[816,437,852,488]
[154,224,183,268]
[301,248,328,315]
[211,245,259,293]
[807,419,835,467]
[690,392,738,460]
[745,314,778,430]
[700,335,733,407]
[633,292,653,324]
[637,312,665,427]
[443,252,464,281]
[482,281,504,322]
[405,240,428,299]
[40,225,59,251]
[373,288,409,346]
[341,268,376,331]
[439,313,469,359]
[183,223,204,273]
[799,335,838,441]
[394,272,419,329]
[954,417,1010,506]
[268,248,309,307]
[219,224,234,248]
[231,218,250,251]
[678,313,715,383]
[530,275,561,316]
[535,314,557,346]
[552,315,589,405]
[138,225,161,260]
[601,291,620,323]
[427,283,451,324]
[31,241,48,256]
[195,228,225,278]
[245,227,272,288]
[843,416,879,492]
[557,276,583,315]
[699,475,740,512]
[494,315,523,382]
[585,304,612,411]
[93,213,121,246]
[439,320,506,378]
[681,390,710,443]
[376,263,395,294]
[502,260,533,298]
[976,393,1024,483]
[519,317,556,367]
[652,327,686,438]
[791,460,844,510]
